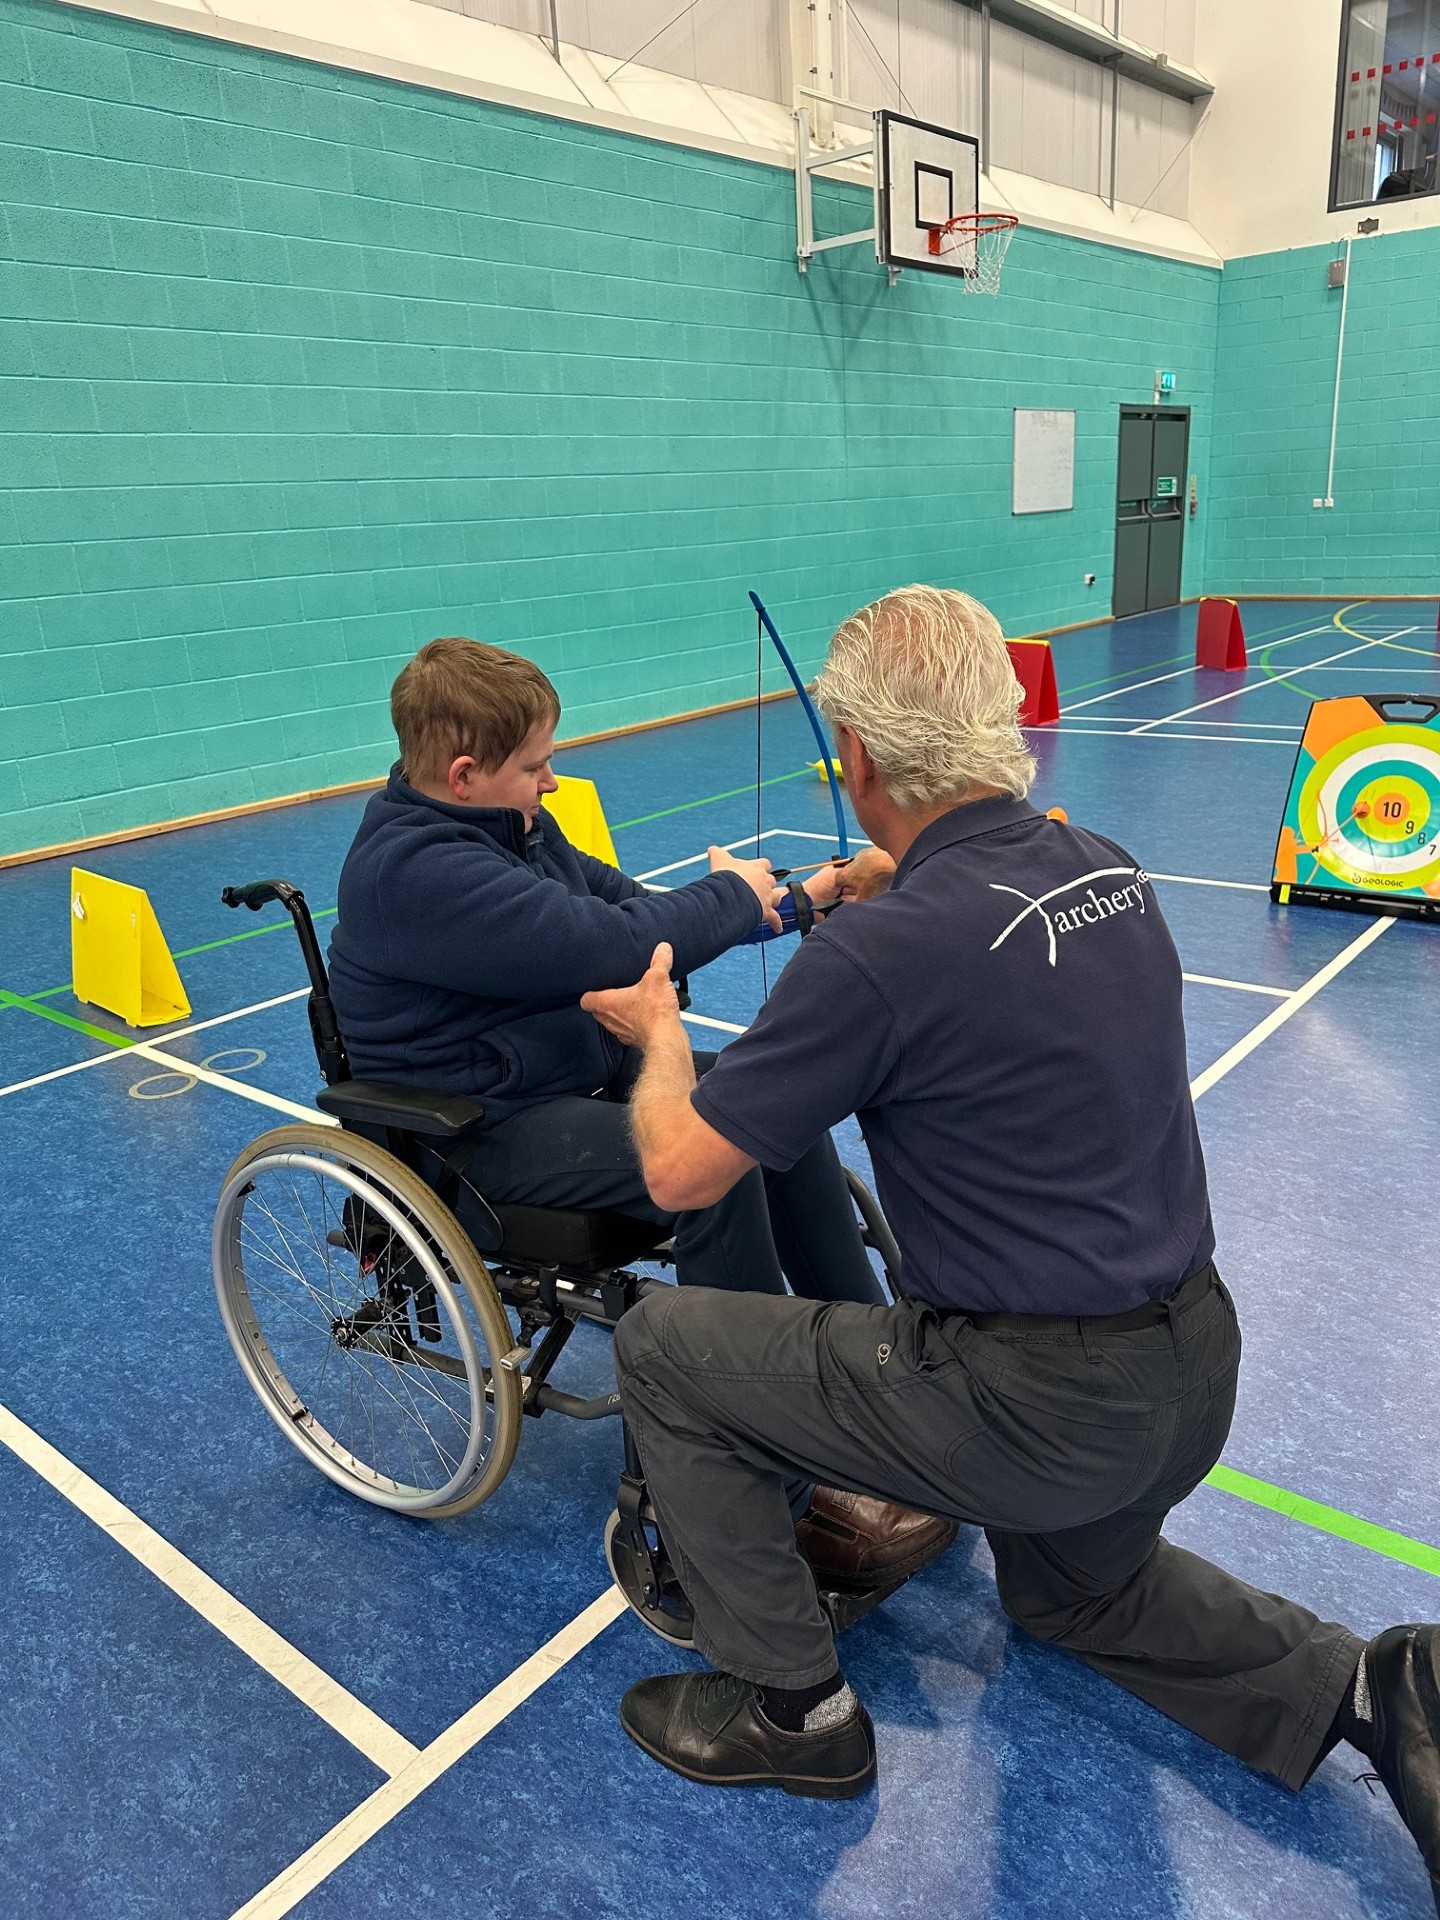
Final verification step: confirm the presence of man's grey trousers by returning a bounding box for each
[613,1269,1362,1790]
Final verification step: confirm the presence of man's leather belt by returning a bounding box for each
[956,1261,1218,1335]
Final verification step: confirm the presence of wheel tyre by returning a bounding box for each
[843,1165,902,1300]
[213,1122,523,1518]
[604,1509,696,1648]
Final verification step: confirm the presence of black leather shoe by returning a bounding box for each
[1364,1625,1440,1916]
[620,1670,876,1798]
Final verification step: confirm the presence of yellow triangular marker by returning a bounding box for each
[71,867,191,1027]
[811,757,845,786]
[541,775,618,866]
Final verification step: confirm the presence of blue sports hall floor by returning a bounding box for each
[2,596,1438,1919]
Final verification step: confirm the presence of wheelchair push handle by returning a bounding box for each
[222,878,297,913]
[220,877,350,1085]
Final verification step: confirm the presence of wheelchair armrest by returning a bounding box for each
[315,1080,485,1136]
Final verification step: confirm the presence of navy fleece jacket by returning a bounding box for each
[327,767,762,1115]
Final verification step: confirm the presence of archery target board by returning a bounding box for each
[1270,693,1440,921]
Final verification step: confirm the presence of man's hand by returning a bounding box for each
[836,846,897,902]
[708,846,784,933]
[799,859,849,909]
[582,942,684,1050]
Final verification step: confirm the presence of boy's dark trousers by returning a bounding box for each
[449,1053,884,1306]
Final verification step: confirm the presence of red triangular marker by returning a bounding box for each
[1006,640,1060,725]
[1196,598,1247,670]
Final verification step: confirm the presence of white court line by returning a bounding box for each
[1060,625,1331,713]
[1149,872,1271,893]
[0,988,311,1102]
[129,1041,330,1126]
[1182,972,1291,999]
[0,1400,417,1777]
[1126,638,1390,734]
[229,1588,627,1920]
[1030,726,1296,747]
[1189,916,1392,1101]
[682,1011,747,1035]
[635,826,867,884]
[1059,715,1304,732]
[635,829,782,882]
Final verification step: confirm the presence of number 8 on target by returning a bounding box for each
[1271,693,1440,922]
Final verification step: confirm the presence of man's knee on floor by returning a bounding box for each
[991,1546,1102,1649]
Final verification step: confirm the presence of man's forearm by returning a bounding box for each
[629,1013,699,1177]
[628,1011,754,1212]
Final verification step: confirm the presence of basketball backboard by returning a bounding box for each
[878,110,981,279]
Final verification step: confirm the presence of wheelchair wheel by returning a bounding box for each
[844,1166,902,1300]
[603,1509,696,1648]
[213,1124,523,1517]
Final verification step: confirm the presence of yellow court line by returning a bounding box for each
[0,1401,418,1778]
[1333,599,1440,659]
[229,1588,628,1920]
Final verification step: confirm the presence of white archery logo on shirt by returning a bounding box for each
[988,867,1150,967]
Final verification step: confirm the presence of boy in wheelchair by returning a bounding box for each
[326,636,955,1580]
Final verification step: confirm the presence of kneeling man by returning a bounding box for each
[584,586,1440,1910]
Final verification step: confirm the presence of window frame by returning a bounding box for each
[1329,0,1440,213]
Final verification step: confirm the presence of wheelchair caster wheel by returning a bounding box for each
[604,1509,696,1648]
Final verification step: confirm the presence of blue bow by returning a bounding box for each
[748,589,849,861]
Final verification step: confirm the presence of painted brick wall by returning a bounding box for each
[1207,231,1440,597]
[0,0,1219,858]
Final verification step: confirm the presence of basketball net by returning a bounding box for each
[926,212,1018,295]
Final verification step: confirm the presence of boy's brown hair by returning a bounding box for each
[391,638,560,785]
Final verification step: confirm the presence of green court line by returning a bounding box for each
[23,906,341,1002]
[1207,1465,1440,1579]
[0,987,132,1049]
[611,765,816,832]
[171,907,337,963]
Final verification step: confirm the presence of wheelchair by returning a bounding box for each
[211,878,902,1644]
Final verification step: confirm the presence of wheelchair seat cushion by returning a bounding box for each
[490,1202,671,1272]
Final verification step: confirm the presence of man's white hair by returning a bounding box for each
[813,584,1036,809]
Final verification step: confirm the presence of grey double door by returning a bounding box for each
[1113,407,1189,618]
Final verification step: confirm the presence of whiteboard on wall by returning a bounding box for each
[1012,409,1075,515]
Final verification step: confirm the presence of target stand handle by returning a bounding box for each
[1371,695,1440,723]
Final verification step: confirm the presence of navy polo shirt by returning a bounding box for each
[692,796,1215,1316]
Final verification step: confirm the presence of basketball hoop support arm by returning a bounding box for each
[794,106,893,279]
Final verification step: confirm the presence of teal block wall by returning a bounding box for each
[1207,231,1440,597]
[0,0,1220,858]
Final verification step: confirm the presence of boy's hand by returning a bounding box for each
[708,846,784,933]
[836,847,897,901]
[800,860,849,909]
[583,943,683,1049]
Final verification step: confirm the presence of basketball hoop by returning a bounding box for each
[925,212,1018,295]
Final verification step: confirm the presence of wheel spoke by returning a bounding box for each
[216,1140,515,1511]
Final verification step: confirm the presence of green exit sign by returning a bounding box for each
[1156,370,1177,394]
[1155,476,1178,498]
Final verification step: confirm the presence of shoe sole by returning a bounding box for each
[619,1716,877,1799]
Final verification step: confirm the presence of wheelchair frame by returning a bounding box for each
[212,877,901,1637]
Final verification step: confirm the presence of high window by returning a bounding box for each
[1333,0,1440,208]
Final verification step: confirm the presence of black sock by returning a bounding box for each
[1327,1653,1375,1761]
[757,1669,844,1733]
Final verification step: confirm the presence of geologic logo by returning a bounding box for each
[988,867,1150,967]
